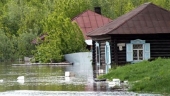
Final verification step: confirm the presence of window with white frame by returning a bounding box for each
[126,39,150,62]
[133,44,143,60]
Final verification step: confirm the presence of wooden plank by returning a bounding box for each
[92,36,111,41]
[92,41,96,65]
[113,38,118,64]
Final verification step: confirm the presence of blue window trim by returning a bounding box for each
[131,39,145,44]
[105,41,111,65]
[126,39,150,63]
[126,44,133,62]
[143,43,150,60]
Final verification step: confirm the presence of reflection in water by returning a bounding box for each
[94,65,110,78]
[0,64,78,91]
[0,62,161,96]
[0,90,161,96]
[0,62,96,92]
[0,91,119,96]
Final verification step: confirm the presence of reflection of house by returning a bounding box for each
[87,2,170,65]
[72,7,112,48]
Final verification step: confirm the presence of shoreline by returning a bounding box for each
[12,62,73,66]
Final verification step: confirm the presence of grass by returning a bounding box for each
[99,57,170,94]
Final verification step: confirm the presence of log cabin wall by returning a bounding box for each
[91,36,111,65]
[92,41,96,64]
[111,34,170,65]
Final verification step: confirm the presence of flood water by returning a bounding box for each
[0,62,160,96]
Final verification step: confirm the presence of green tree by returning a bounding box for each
[34,12,85,63]
[1,0,170,62]
[17,32,37,58]
[0,29,12,61]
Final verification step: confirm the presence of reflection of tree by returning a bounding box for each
[0,62,89,91]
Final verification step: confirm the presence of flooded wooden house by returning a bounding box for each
[87,2,170,65]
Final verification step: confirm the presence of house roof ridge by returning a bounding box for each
[71,9,113,21]
[87,20,112,35]
[87,3,151,36]
[149,2,170,13]
[87,2,170,36]
[71,9,91,21]
[72,9,113,39]
[107,2,152,34]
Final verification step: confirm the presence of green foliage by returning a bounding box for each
[1,0,170,36]
[34,12,86,63]
[0,30,37,62]
[100,58,170,94]
[17,32,37,58]
[0,0,170,62]
[0,29,12,61]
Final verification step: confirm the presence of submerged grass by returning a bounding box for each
[99,58,170,94]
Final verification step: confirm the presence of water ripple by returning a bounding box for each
[0,90,161,96]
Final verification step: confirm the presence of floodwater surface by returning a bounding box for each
[0,62,161,96]
[0,62,95,91]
